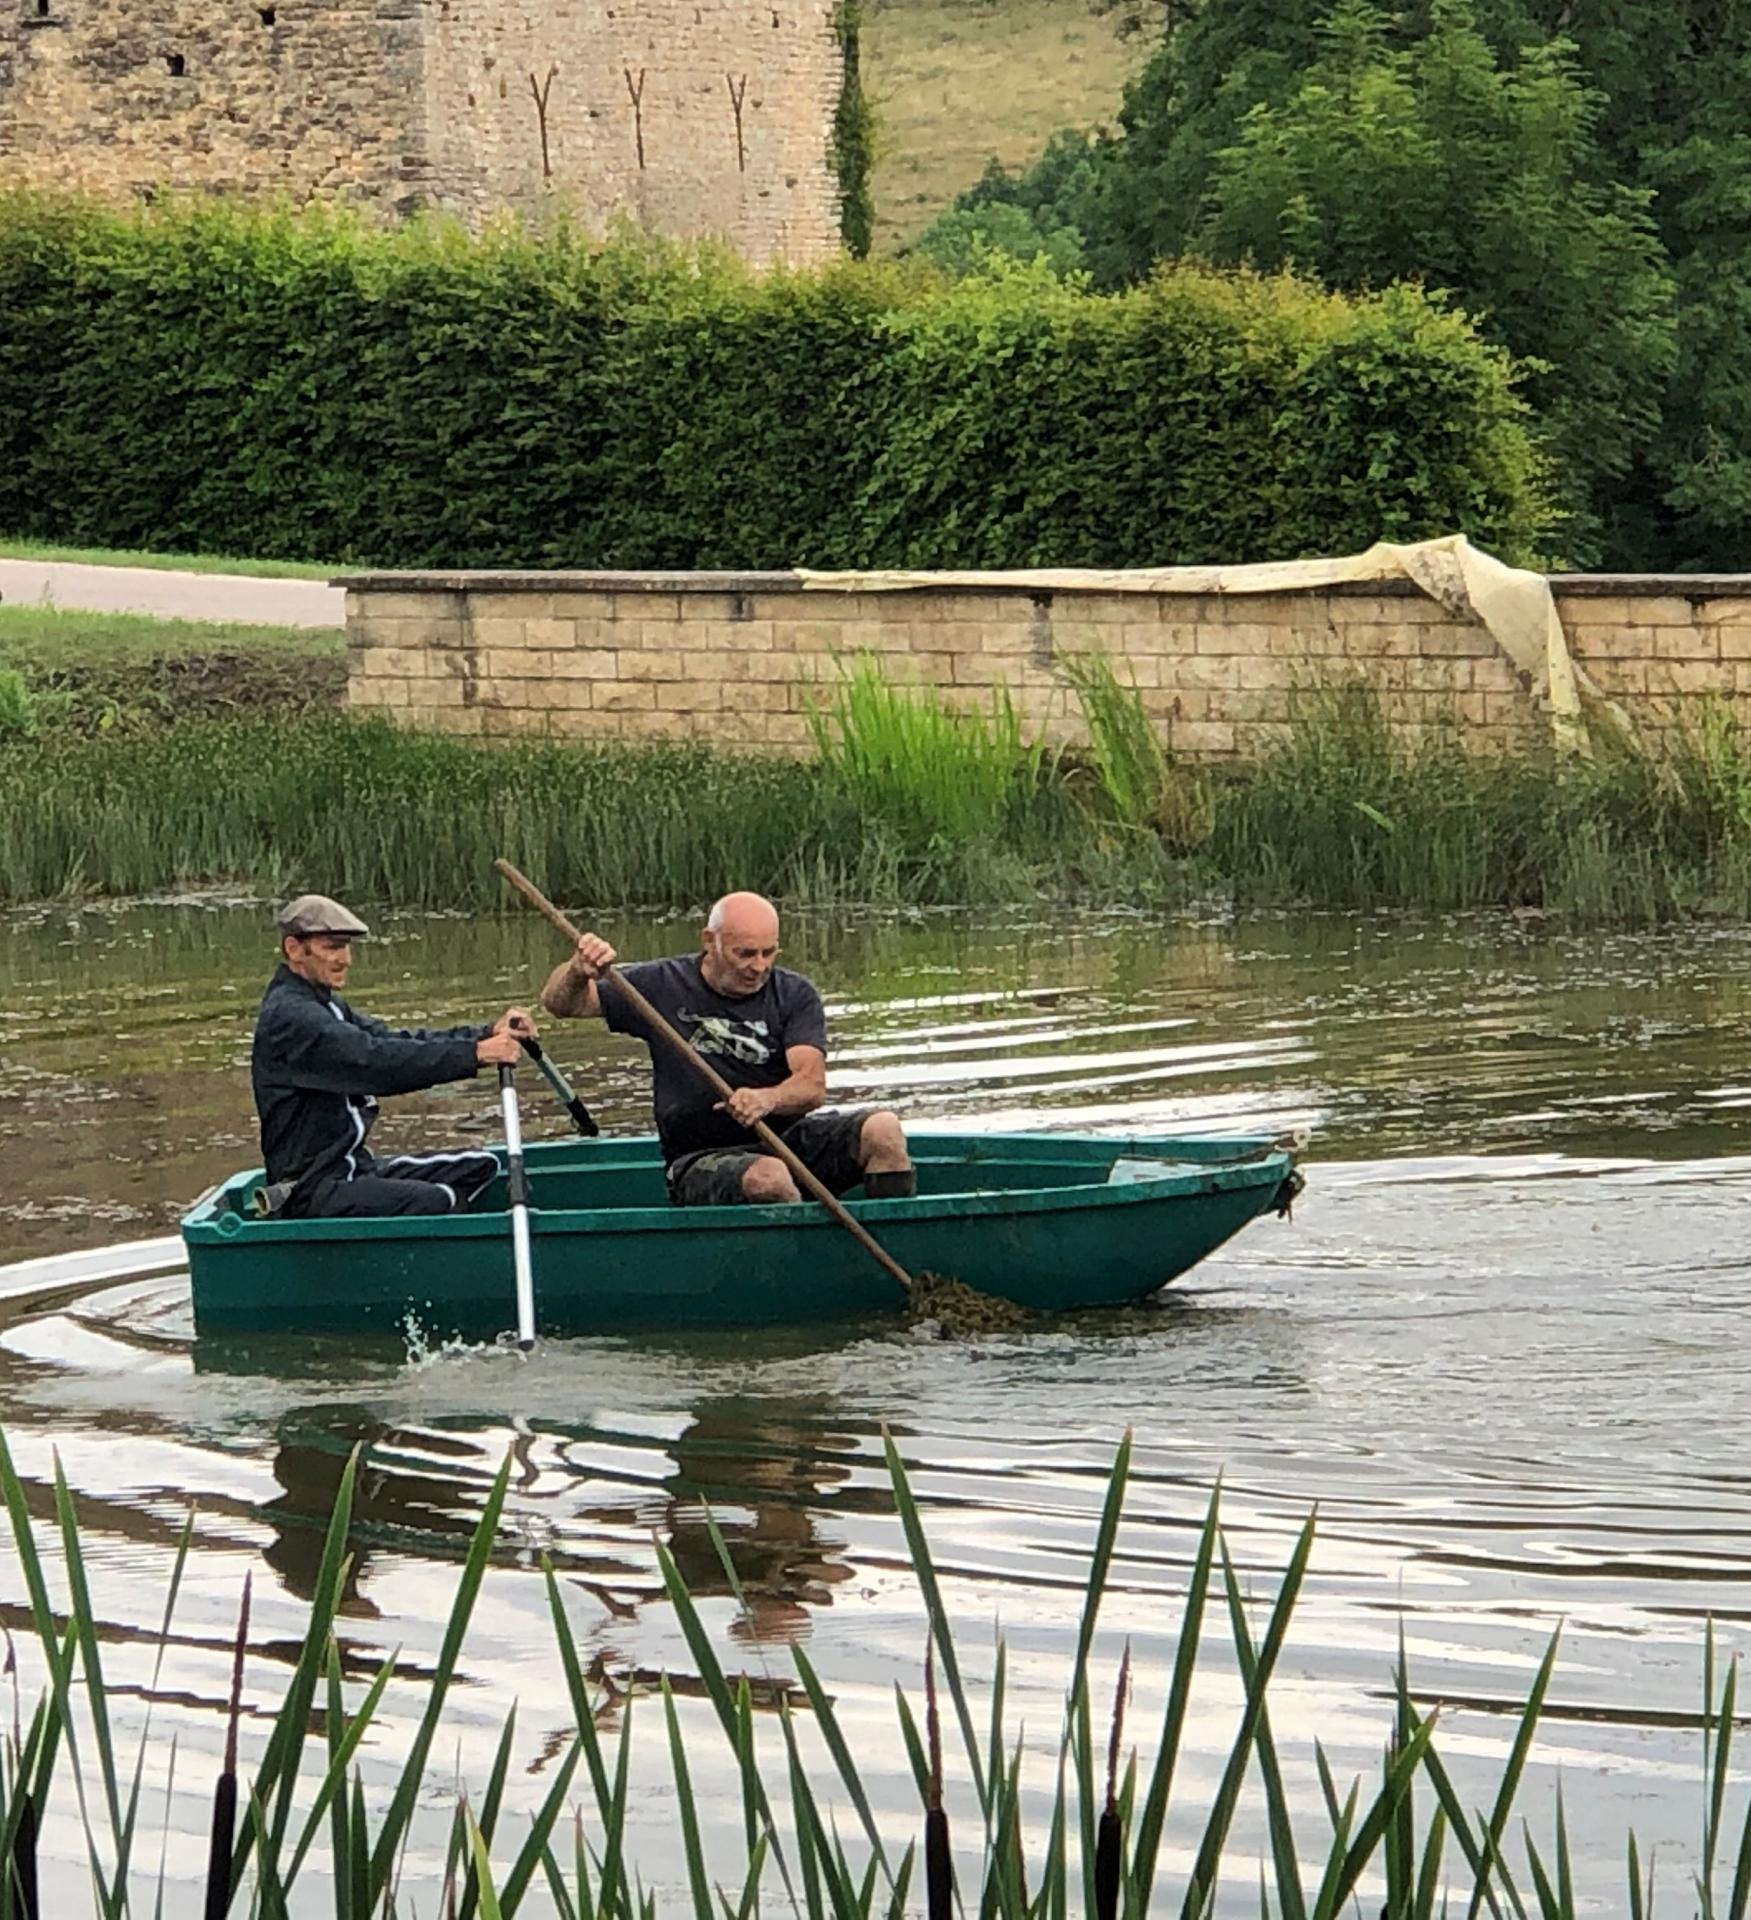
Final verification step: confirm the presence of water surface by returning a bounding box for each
[4,899,1751,1911]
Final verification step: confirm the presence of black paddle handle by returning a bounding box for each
[517,1033,600,1138]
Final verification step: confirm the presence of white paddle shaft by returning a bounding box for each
[498,1067,536,1350]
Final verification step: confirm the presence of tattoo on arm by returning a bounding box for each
[542,960,599,1019]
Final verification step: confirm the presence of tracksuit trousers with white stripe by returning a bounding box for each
[293,1150,499,1218]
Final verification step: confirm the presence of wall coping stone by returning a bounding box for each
[336,569,1751,598]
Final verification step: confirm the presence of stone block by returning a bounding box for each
[1653,625,1719,661]
[1629,594,1700,627]
[418,706,484,736]
[350,592,459,623]
[1646,660,1728,696]
[1722,628,1751,661]
[362,616,466,654]
[482,707,549,738]
[1216,688,1293,724]
[722,681,793,713]
[485,649,555,680]
[1165,654,1241,692]
[655,681,727,711]
[618,710,690,740]
[759,592,840,622]
[547,593,621,620]
[1471,656,1524,694]
[772,621,849,654]
[1588,659,1647,694]
[469,617,532,651]
[1404,657,1469,693]
[364,646,430,680]
[686,620,776,653]
[523,618,580,651]
[763,711,817,747]
[469,593,556,623]
[1697,598,1751,626]
[1236,655,1292,691]
[1436,622,1498,659]
[629,594,687,623]
[550,708,625,739]
[1169,720,1237,757]
[593,682,657,712]
[550,649,619,680]
[618,649,688,682]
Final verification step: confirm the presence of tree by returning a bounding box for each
[1191,0,1676,562]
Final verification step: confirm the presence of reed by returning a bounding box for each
[1,1420,1745,1919]
[10,676,1751,919]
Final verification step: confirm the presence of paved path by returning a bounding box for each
[0,559,347,628]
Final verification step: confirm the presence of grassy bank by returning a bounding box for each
[0,1425,1740,1918]
[0,605,345,733]
[863,0,1143,250]
[5,684,1751,922]
[0,538,337,578]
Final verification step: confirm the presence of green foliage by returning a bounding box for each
[832,2,876,259]
[0,189,1551,570]
[0,668,35,740]
[1,1420,1744,1917]
[804,654,1042,863]
[1059,650,1212,847]
[911,132,1102,275]
[1209,686,1751,921]
[1194,0,1676,563]
[969,0,1751,568]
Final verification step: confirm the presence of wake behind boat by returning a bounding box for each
[180,1130,1303,1339]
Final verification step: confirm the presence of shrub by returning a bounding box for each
[0,190,1552,571]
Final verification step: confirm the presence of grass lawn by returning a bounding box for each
[864,0,1144,250]
[0,602,344,668]
[0,537,338,580]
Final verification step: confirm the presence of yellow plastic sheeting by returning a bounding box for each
[801,534,1617,747]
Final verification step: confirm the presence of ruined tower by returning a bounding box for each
[0,0,848,266]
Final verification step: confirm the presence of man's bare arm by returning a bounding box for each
[540,933,617,1019]
[718,1046,827,1128]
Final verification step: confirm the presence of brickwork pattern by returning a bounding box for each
[342,576,1751,755]
[0,0,842,266]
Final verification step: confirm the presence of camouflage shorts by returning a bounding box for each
[665,1106,875,1207]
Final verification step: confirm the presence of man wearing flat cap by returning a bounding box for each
[251,894,534,1218]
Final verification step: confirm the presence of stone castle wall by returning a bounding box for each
[422,0,844,264]
[338,571,1751,755]
[0,1,431,211]
[0,0,843,265]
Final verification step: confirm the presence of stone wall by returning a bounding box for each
[339,572,1751,756]
[422,0,844,264]
[0,0,843,265]
[0,1,431,212]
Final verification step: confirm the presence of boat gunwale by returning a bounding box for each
[181,1132,1298,1247]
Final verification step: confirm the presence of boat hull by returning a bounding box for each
[180,1131,1300,1338]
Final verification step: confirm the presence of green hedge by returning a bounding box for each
[0,192,1552,569]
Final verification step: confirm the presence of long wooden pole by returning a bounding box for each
[494,858,916,1299]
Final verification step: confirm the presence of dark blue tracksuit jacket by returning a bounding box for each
[250,965,489,1198]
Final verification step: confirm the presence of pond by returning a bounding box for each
[4,897,1751,1912]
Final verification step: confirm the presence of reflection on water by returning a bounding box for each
[5,898,1751,1907]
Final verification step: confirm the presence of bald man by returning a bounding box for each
[540,892,914,1208]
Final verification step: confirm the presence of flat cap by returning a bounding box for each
[277,894,371,939]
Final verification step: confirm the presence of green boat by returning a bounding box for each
[180,1130,1303,1339]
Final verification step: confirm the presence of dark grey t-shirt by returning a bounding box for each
[600,956,829,1161]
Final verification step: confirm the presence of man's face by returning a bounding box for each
[702,916,779,996]
[284,933,354,990]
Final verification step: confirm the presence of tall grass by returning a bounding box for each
[2,1422,1744,1917]
[9,673,1751,920]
